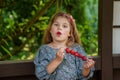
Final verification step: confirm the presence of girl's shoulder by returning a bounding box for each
[38,44,50,50]
[38,44,57,51]
[72,43,82,49]
[72,43,86,55]
[37,44,53,55]
[39,44,48,48]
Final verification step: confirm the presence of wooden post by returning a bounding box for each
[98,0,113,80]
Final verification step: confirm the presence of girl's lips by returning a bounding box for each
[56,32,62,35]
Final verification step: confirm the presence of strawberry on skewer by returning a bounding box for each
[65,48,87,61]
[66,48,71,53]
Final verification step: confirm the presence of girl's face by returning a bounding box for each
[50,16,71,43]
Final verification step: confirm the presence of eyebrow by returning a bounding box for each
[54,21,69,25]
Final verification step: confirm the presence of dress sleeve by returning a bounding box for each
[75,44,95,80]
[34,46,51,80]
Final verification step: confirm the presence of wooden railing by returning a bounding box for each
[0,58,99,80]
[0,60,37,80]
[0,55,119,80]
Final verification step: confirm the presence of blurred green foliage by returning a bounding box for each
[0,0,98,60]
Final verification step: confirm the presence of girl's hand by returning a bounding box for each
[83,59,95,69]
[46,47,65,74]
[82,59,95,77]
[55,48,65,62]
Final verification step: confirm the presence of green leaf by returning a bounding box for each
[1,45,12,57]
[2,39,9,46]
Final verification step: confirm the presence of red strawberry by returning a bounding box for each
[66,48,70,53]
[82,56,87,61]
[74,52,82,58]
[73,52,77,55]
[70,50,75,55]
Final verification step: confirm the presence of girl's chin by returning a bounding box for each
[55,39,67,42]
[55,39,63,42]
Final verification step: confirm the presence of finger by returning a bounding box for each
[61,52,65,57]
[87,61,95,68]
[87,59,95,64]
[84,61,94,68]
[58,51,64,57]
[59,47,65,53]
[86,62,91,68]
[87,59,93,62]
[57,48,63,54]
[84,64,89,69]
[59,52,63,57]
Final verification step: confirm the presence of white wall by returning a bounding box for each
[113,1,120,26]
[113,28,120,54]
[113,1,120,54]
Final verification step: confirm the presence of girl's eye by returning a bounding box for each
[54,23,59,26]
[63,25,68,28]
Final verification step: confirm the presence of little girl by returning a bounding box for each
[34,12,95,80]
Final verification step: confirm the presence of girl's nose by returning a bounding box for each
[58,25,62,30]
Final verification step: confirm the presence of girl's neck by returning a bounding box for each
[50,41,67,49]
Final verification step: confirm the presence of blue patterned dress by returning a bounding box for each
[34,43,94,80]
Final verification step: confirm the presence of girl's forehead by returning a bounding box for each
[54,16,69,22]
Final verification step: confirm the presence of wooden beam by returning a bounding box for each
[0,61,35,77]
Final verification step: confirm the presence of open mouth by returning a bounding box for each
[56,32,62,35]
